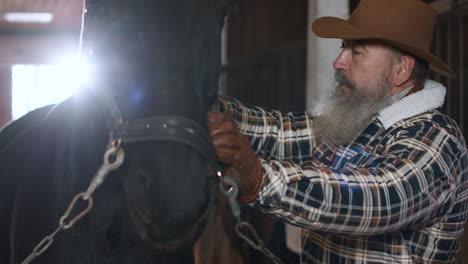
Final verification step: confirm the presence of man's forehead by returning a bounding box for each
[343,39,379,47]
[342,39,398,52]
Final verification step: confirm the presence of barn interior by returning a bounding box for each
[0,0,467,263]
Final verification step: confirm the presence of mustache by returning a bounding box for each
[334,70,354,89]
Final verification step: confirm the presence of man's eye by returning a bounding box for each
[340,42,346,49]
[351,48,361,55]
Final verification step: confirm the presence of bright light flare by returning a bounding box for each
[55,56,92,94]
[12,56,92,120]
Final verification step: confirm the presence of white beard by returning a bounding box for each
[313,70,393,145]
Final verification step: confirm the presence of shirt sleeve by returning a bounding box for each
[256,121,466,236]
[218,95,317,163]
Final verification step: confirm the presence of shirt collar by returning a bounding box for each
[377,80,447,129]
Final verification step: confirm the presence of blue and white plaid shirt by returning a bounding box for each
[219,80,468,263]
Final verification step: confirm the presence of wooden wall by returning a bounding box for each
[222,0,307,112]
[430,4,468,263]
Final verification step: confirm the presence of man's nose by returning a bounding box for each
[333,49,348,71]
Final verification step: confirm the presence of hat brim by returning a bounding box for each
[312,17,455,78]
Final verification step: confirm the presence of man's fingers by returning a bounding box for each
[206,111,233,126]
[207,111,246,166]
[209,130,243,165]
[213,147,242,166]
[207,123,238,138]
[207,117,240,140]
[211,134,241,149]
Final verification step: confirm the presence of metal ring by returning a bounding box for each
[103,147,125,169]
[219,176,239,198]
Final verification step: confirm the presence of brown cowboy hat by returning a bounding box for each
[312,0,455,78]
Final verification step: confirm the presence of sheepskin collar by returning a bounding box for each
[378,80,447,129]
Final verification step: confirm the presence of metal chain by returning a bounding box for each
[21,143,281,264]
[21,142,125,264]
[218,173,285,264]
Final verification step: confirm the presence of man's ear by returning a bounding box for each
[390,55,416,95]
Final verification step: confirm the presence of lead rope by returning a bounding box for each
[21,137,124,264]
[218,172,285,264]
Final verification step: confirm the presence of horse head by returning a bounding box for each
[80,0,232,251]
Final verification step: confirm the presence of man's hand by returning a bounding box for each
[207,112,263,203]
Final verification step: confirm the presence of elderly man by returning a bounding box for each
[207,0,468,263]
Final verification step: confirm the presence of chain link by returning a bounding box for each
[21,143,124,264]
[59,193,94,229]
[218,173,285,264]
[21,226,60,264]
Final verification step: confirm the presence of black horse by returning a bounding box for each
[0,0,232,263]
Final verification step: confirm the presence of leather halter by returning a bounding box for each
[115,116,218,167]
[97,88,220,172]
[96,88,221,243]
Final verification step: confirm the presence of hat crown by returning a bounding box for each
[348,0,437,51]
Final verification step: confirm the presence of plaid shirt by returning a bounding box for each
[218,80,468,263]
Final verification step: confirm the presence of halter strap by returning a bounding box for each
[115,115,219,170]
[91,87,220,172]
